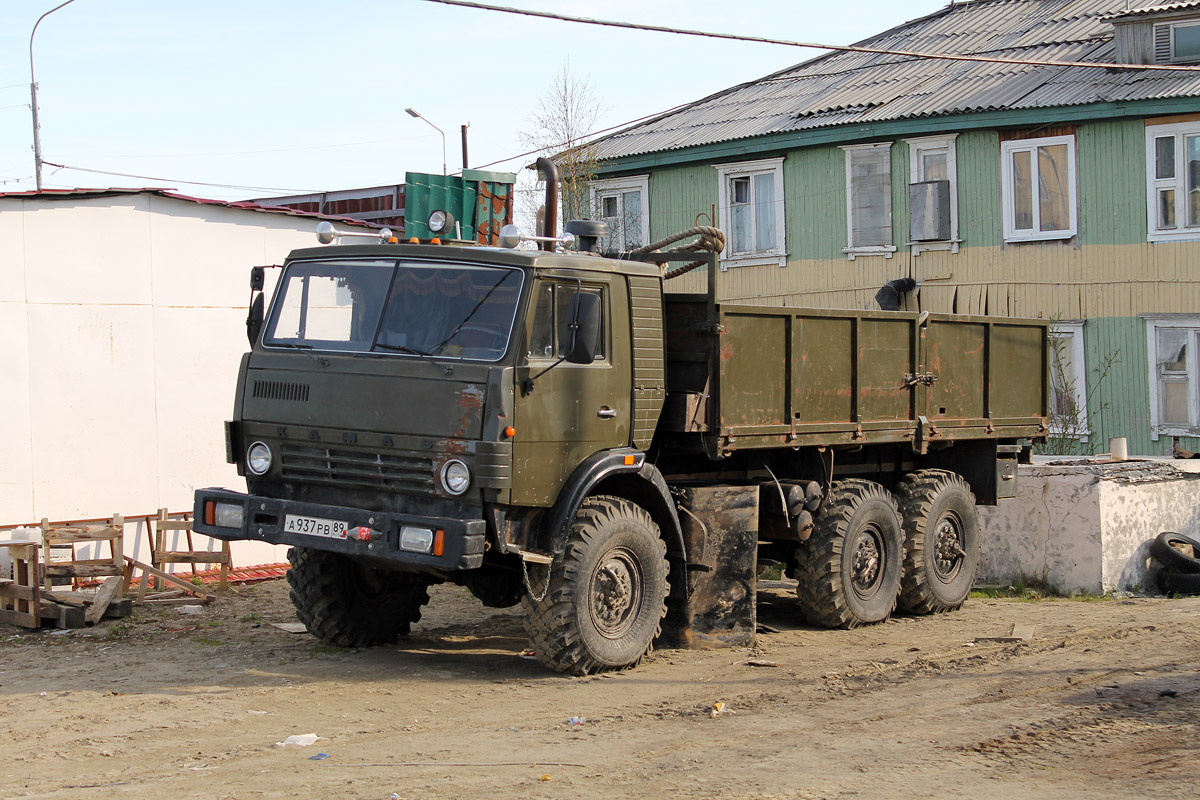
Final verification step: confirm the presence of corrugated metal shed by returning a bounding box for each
[592,0,1200,163]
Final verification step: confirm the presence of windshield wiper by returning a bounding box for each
[270,342,329,366]
[373,342,453,374]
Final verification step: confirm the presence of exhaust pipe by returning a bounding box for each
[536,156,558,251]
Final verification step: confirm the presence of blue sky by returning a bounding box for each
[0,1,942,201]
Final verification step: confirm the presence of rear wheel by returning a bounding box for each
[895,470,980,614]
[795,480,903,629]
[287,547,432,648]
[522,496,669,675]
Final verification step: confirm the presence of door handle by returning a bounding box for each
[597,407,617,418]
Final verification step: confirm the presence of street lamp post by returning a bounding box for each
[405,107,446,176]
[29,0,78,192]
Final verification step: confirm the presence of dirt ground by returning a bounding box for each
[2,577,1199,800]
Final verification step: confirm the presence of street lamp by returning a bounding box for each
[405,107,446,176]
[30,0,78,192]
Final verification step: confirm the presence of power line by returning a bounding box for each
[39,161,318,194]
[56,133,438,160]
[424,0,1200,73]
[469,102,694,170]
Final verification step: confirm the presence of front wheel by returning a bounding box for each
[287,547,432,648]
[522,496,669,675]
[795,480,903,629]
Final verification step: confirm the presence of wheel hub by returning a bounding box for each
[591,550,641,637]
[852,529,883,598]
[932,514,966,580]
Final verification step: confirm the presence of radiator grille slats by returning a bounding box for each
[280,444,434,491]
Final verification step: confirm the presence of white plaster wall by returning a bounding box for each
[1100,466,1200,592]
[978,470,1104,593]
[1,193,329,568]
[979,460,1200,594]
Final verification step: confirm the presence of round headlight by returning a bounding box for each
[440,459,470,495]
[428,209,456,236]
[246,442,273,475]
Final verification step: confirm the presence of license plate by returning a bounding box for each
[284,514,349,539]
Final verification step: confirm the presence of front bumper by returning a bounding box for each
[193,488,486,570]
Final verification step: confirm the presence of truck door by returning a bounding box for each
[511,274,631,506]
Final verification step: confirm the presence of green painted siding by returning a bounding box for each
[783,146,846,261]
[646,163,717,244]
[1078,119,1148,247]
[956,130,1003,249]
[1080,316,1199,456]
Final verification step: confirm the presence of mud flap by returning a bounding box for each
[659,484,758,649]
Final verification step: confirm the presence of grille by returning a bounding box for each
[253,380,310,402]
[280,444,434,492]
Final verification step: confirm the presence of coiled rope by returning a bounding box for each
[629,225,726,279]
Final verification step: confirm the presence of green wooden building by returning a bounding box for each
[586,0,1200,456]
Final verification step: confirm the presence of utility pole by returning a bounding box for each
[461,124,469,170]
[29,0,78,192]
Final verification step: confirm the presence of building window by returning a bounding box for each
[715,157,786,268]
[590,175,649,252]
[1145,121,1200,242]
[1048,322,1088,441]
[1001,135,1077,242]
[906,135,959,255]
[1155,21,1200,63]
[1145,316,1200,438]
[842,143,895,258]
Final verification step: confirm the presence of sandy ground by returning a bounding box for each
[2,578,1199,800]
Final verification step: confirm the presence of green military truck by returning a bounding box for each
[194,187,1047,675]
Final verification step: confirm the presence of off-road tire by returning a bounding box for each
[894,470,980,614]
[286,546,431,648]
[521,496,669,675]
[795,479,903,629]
[1150,531,1200,575]
[1157,567,1200,595]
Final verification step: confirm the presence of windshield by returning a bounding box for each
[263,258,523,361]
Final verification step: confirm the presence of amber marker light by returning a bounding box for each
[204,501,216,526]
[431,237,442,245]
[624,455,636,466]
[432,529,445,557]
[504,426,516,438]
[409,237,420,243]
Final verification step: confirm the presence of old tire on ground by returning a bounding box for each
[521,496,669,675]
[286,547,431,648]
[1157,567,1200,595]
[1149,531,1200,575]
[795,479,903,629]
[894,469,981,614]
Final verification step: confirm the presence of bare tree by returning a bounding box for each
[518,61,609,233]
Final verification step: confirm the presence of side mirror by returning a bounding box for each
[564,291,601,364]
[250,266,265,291]
[247,293,265,346]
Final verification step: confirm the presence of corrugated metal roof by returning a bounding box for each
[593,0,1200,163]
[0,187,376,227]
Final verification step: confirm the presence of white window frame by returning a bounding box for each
[1145,121,1200,242]
[1048,322,1088,442]
[1000,135,1078,243]
[714,157,786,269]
[842,142,896,259]
[906,134,960,256]
[1145,315,1200,440]
[589,175,650,252]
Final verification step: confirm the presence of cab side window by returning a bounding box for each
[527,281,606,361]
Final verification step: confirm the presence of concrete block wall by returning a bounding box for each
[978,458,1200,593]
